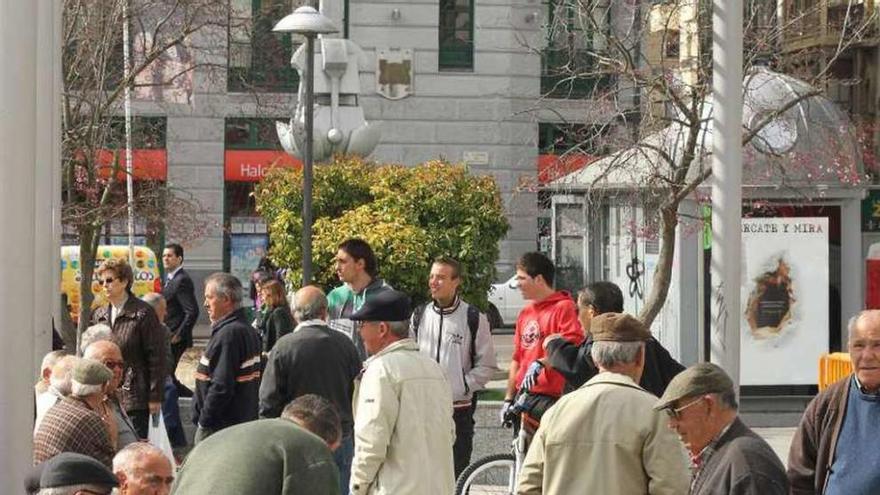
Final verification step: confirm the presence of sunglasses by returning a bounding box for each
[100,277,117,285]
[665,396,704,420]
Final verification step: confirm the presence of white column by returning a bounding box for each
[840,198,862,342]
[710,0,743,391]
[0,1,40,491]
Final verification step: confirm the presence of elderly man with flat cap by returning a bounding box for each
[348,289,455,495]
[28,452,118,495]
[655,363,788,494]
[517,313,689,495]
[34,358,117,468]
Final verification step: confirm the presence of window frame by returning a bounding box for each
[438,0,475,71]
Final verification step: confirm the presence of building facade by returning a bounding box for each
[91,0,639,307]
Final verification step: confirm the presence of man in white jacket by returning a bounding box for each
[411,257,498,476]
[349,290,455,495]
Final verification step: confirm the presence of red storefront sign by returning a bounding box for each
[537,153,594,184]
[224,150,301,182]
[95,149,168,181]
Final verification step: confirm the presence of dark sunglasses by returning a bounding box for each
[100,277,117,285]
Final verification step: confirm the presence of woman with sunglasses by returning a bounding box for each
[91,258,166,440]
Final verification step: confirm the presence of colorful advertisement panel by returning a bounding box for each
[740,217,829,385]
[229,234,268,304]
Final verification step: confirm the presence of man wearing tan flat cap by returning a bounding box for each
[517,313,689,495]
[654,363,787,495]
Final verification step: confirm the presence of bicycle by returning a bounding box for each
[454,390,541,495]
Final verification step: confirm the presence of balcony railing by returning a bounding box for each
[228,40,299,93]
[541,49,613,99]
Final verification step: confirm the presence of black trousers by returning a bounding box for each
[171,340,188,378]
[453,396,479,478]
[128,409,149,440]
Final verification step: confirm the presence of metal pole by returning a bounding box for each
[123,0,135,266]
[710,0,743,392]
[302,34,315,286]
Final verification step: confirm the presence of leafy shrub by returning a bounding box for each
[254,156,510,308]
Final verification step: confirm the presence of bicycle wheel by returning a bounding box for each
[455,452,517,495]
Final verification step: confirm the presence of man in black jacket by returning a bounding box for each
[536,281,684,397]
[193,272,262,444]
[259,285,362,494]
[161,243,199,397]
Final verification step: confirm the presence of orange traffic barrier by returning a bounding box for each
[818,353,852,391]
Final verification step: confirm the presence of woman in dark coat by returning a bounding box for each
[91,258,166,439]
[256,279,294,354]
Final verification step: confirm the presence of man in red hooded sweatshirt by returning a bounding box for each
[501,252,584,425]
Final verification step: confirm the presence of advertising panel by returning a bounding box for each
[740,217,829,385]
[229,234,268,304]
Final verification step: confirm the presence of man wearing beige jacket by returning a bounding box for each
[517,313,689,495]
[349,289,455,495]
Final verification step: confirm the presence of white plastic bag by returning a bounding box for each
[148,411,176,467]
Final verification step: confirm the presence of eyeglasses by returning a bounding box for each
[665,396,704,420]
[100,277,117,285]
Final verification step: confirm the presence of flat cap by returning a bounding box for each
[72,358,113,386]
[590,313,651,342]
[654,363,734,410]
[349,290,411,322]
[39,452,118,489]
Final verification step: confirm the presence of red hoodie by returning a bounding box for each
[512,291,584,397]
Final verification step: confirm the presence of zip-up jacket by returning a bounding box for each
[411,297,499,403]
[193,308,262,431]
[328,278,394,359]
[512,291,584,398]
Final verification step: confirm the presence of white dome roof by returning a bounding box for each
[551,66,866,191]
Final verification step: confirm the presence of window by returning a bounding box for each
[107,117,167,149]
[541,0,613,99]
[225,118,283,149]
[539,123,609,155]
[439,0,474,70]
[664,29,680,59]
[228,0,315,93]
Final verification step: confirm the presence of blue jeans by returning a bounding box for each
[333,434,354,494]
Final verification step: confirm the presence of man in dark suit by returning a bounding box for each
[162,243,199,397]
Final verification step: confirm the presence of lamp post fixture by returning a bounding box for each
[273,6,337,286]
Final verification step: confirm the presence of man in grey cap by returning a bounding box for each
[31,452,118,494]
[348,289,455,495]
[517,313,689,495]
[34,359,116,468]
[654,363,788,494]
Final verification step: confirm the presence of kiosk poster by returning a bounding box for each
[229,234,268,303]
[740,217,828,385]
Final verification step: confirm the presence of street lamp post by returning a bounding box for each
[273,7,337,286]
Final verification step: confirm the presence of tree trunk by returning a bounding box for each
[638,206,679,328]
[76,224,100,356]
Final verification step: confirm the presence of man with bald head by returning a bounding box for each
[259,284,362,492]
[789,309,880,494]
[84,340,140,450]
[114,442,174,495]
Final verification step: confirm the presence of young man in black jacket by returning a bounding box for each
[534,281,684,397]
